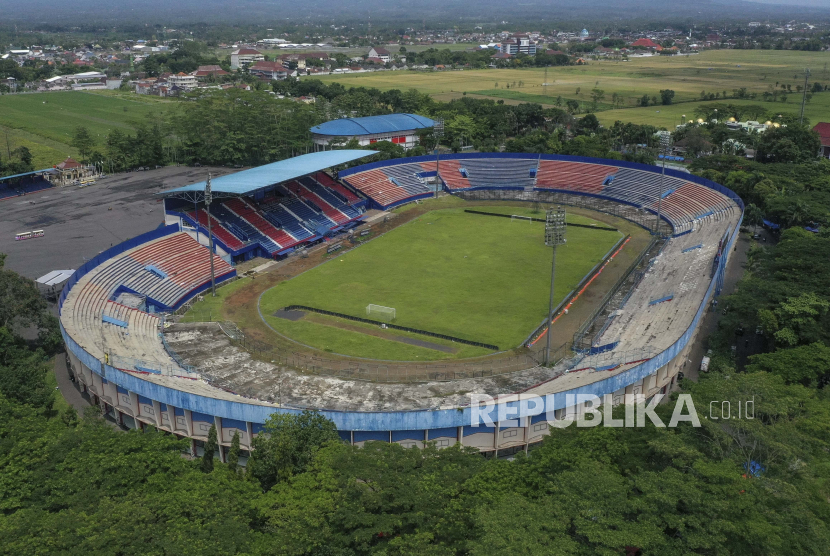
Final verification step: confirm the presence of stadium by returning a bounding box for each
[310,113,435,150]
[59,120,743,460]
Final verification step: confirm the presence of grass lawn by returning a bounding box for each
[313,49,830,126]
[0,91,176,169]
[594,93,830,128]
[179,275,256,323]
[258,208,621,360]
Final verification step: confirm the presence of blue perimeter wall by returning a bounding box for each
[60,155,743,432]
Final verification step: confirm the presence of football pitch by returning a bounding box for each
[259,208,622,361]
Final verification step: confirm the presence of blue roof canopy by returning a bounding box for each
[0,168,57,183]
[160,150,376,197]
[311,114,435,137]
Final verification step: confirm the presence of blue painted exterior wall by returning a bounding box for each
[60,155,743,437]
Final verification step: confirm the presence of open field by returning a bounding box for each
[0,91,176,169]
[314,49,830,125]
[257,208,621,360]
[594,94,830,128]
[0,124,79,169]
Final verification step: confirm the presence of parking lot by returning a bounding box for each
[0,165,234,279]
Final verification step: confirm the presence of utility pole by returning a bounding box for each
[544,206,567,367]
[800,68,810,125]
[204,174,217,297]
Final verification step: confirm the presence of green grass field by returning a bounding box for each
[258,208,621,360]
[0,91,175,169]
[314,49,830,126]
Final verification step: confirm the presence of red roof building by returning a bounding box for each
[192,65,229,79]
[248,61,289,81]
[813,122,830,158]
[56,157,82,170]
[631,38,662,50]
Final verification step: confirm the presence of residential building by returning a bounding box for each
[230,47,264,70]
[248,61,289,81]
[813,122,830,158]
[192,65,229,80]
[168,72,198,90]
[367,46,391,62]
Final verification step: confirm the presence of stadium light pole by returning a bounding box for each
[544,206,567,367]
[433,119,444,198]
[655,132,671,237]
[204,174,217,297]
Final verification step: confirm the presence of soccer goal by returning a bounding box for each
[511,215,533,223]
[366,304,396,322]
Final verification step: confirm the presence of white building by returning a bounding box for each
[168,72,198,90]
[230,48,264,70]
[367,46,391,63]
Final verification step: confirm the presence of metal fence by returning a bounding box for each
[454,189,674,236]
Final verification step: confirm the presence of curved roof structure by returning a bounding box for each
[159,150,375,197]
[311,114,435,137]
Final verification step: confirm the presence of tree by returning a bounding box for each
[589,88,604,111]
[565,99,580,114]
[756,125,821,164]
[746,343,830,385]
[745,203,765,234]
[248,410,339,491]
[659,89,675,105]
[0,254,49,330]
[227,430,241,473]
[71,126,94,162]
[201,423,218,473]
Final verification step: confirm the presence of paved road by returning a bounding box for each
[53,350,93,413]
[684,230,752,381]
[54,348,125,430]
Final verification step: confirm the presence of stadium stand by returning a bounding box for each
[284,181,340,227]
[62,231,235,379]
[435,160,470,190]
[460,158,537,188]
[314,172,361,204]
[224,198,297,250]
[0,175,54,201]
[63,153,742,454]
[299,177,360,220]
[535,160,616,194]
[258,200,314,241]
[217,199,281,254]
[343,166,430,207]
[187,209,246,251]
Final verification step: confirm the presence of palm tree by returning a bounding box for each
[745,203,764,235]
[786,199,810,227]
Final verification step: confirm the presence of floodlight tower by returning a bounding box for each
[544,206,567,367]
[204,174,217,297]
[433,118,444,198]
[655,132,672,236]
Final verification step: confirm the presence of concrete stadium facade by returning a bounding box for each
[59,154,744,459]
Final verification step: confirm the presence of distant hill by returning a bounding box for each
[1,0,828,25]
